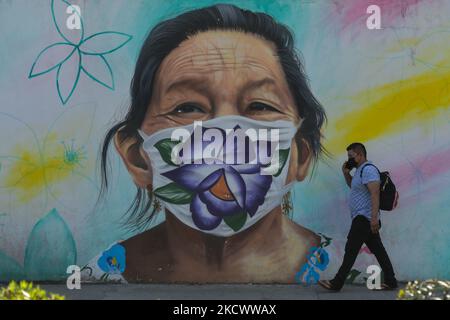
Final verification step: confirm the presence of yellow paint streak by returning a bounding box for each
[325,67,450,154]
[4,135,81,203]
[385,37,421,54]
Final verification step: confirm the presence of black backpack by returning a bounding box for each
[360,164,399,211]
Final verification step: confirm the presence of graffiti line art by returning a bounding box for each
[29,0,132,105]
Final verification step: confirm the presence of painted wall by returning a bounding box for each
[0,0,449,284]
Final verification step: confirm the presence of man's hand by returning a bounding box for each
[370,219,380,234]
[342,161,350,174]
[342,161,352,187]
[367,181,381,233]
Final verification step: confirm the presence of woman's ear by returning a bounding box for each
[295,137,313,181]
[114,129,152,188]
[286,134,313,184]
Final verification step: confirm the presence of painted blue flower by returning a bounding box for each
[306,246,329,271]
[97,244,126,274]
[295,243,330,286]
[29,0,132,104]
[163,163,272,231]
[295,264,320,286]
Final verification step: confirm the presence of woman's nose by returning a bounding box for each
[209,80,244,118]
[212,102,242,118]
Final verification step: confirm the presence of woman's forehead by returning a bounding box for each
[155,30,287,90]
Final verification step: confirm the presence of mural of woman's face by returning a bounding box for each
[115,31,313,191]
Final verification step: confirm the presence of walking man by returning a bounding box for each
[318,142,398,291]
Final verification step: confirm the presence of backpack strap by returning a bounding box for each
[360,163,380,178]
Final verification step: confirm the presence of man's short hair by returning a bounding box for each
[346,142,367,158]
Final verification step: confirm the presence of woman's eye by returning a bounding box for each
[172,103,205,114]
[247,102,281,113]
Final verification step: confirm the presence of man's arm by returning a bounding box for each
[344,172,352,188]
[367,181,380,234]
[342,162,352,188]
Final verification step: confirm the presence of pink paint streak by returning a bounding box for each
[384,146,450,208]
[329,0,427,32]
[316,146,450,214]
[359,246,372,255]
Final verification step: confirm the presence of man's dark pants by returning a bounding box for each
[331,215,397,289]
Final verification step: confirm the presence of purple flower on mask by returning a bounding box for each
[152,124,290,232]
[154,125,289,231]
[162,163,272,231]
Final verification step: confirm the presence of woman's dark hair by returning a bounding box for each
[100,3,327,231]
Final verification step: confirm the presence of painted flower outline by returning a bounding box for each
[29,0,132,104]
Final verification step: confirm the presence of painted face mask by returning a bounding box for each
[138,115,301,237]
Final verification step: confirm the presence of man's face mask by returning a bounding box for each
[346,157,357,170]
[138,115,301,236]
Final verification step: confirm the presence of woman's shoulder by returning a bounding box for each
[283,216,321,248]
[80,241,127,283]
[120,223,173,281]
[80,223,170,283]
[121,222,168,254]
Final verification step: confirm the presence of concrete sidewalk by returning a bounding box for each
[39,283,401,300]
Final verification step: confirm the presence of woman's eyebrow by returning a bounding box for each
[164,76,280,97]
[164,77,210,94]
[240,77,278,93]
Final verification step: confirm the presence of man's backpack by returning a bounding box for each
[360,164,399,211]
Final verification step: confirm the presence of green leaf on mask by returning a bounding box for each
[273,148,290,177]
[154,183,194,204]
[154,138,181,166]
[223,211,247,232]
